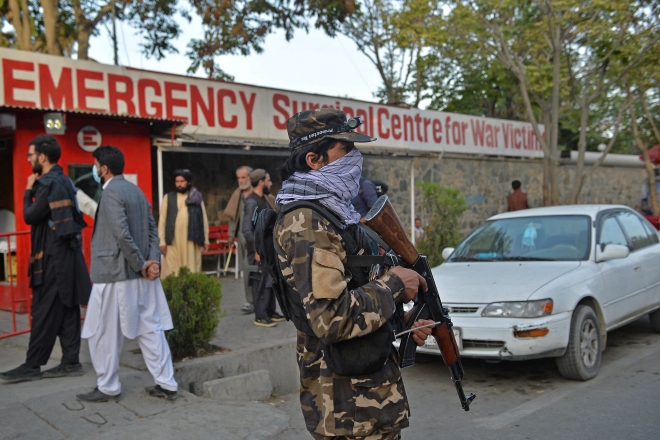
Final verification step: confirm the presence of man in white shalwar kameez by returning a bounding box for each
[77,146,178,402]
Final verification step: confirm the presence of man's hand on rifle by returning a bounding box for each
[389,266,428,303]
[409,319,434,346]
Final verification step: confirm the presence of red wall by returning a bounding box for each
[11,111,153,231]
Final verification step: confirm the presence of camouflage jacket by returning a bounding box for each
[275,207,410,437]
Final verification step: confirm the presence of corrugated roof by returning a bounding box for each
[0,105,186,124]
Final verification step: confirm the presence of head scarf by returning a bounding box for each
[275,148,363,224]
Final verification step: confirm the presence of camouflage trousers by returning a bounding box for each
[310,431,401,440]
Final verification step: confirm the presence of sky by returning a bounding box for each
[88,11,386,104]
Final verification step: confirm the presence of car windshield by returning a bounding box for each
[448,215,592,262]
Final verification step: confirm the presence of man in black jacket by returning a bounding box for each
[242,169,283,327]
[0,135,91,383]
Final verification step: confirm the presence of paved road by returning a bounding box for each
[273,315,660,440]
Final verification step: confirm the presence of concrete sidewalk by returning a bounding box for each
[0,275,303,439]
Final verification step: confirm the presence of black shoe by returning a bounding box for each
[146,385,178,401]
[241,303,254,314]
[42,363,84,378]
[76,387,120,402]
[269,312,286,322]
[0,364,41,383]
[254,317,277,328]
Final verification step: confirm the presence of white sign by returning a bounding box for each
[77,125,102,152]
[0,48,544,158]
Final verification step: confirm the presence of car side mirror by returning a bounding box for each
[596,244,630,262]
[442,247,455,260]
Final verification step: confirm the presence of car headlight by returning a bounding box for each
[481,299,553,318]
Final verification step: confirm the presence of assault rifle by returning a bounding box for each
[365,196,476,412]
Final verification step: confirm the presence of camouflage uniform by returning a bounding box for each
[275,207,410,438]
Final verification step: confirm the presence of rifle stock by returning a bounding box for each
[366,195,476,412]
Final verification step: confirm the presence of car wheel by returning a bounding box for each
[650,309,660,333]
[556,305,601,381]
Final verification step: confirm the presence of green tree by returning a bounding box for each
[416,181,466,267]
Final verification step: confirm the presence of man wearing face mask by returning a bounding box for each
[242,169,281,327]
[77,146,178,402]
[274,109,434,439]
[224,166,254,313]
[1,135,91,383]
[157,170,210,279]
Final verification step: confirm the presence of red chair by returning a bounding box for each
[202,224,238,277]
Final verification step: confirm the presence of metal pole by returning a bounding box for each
[157,147,163,210]
[410,159,415,245]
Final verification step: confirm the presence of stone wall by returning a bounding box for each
[156,150,647,238]
[362,155,647,236]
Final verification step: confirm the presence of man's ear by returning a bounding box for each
[305,152,325,170]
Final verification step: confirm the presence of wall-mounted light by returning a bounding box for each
[44,112,66,135]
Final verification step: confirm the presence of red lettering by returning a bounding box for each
[190,86,215,126]
[414,114,423,142]
[342,106,354,118]
[423,117,431,143]
[76,69,104,112]
[239,91,256,130]
[3,60,35,107]
[138,79,162,118]
[470,119,486,146]
[368,107,374,137]
[445,117,452,145]
[432,119,442,143]
[217,89,237,128]
[514,127,521,149]
[39,64,73,109]
[392,114,402,140]
[357,109,368,134]
[452,121,461,144]
[308,102,320,110]
[377,108,390,139]
[272,93,289,129]
[461,122,468,145]
[502,124,511,148]
[82,130,96,146]
[165,82,187,120]
[403,115,414,141]
[108,74,135,115]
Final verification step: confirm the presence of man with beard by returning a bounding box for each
[224,166,254,313]
[158,170,209,279]
[242,169,283,327]
[1,135,91,383]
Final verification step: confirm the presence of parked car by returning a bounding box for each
[410,205,660,381]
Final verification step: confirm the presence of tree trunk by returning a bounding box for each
[9,0,32,50]
[568,100,590,204]
[542,111,551,206]
[41,0,62,55]
[77,29,91,60]
[548,23,562,206]
[628,83,660,216]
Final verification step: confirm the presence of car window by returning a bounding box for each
[640,219,660,245]
[616,211,653,251]
[448,215,591,262]
[599,216,628,249]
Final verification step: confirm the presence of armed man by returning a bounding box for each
[273,108,435,439]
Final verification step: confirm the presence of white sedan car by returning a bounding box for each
[415,205,660,381]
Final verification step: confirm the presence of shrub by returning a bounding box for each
[416,181,466,267]
[162,267,222,360]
